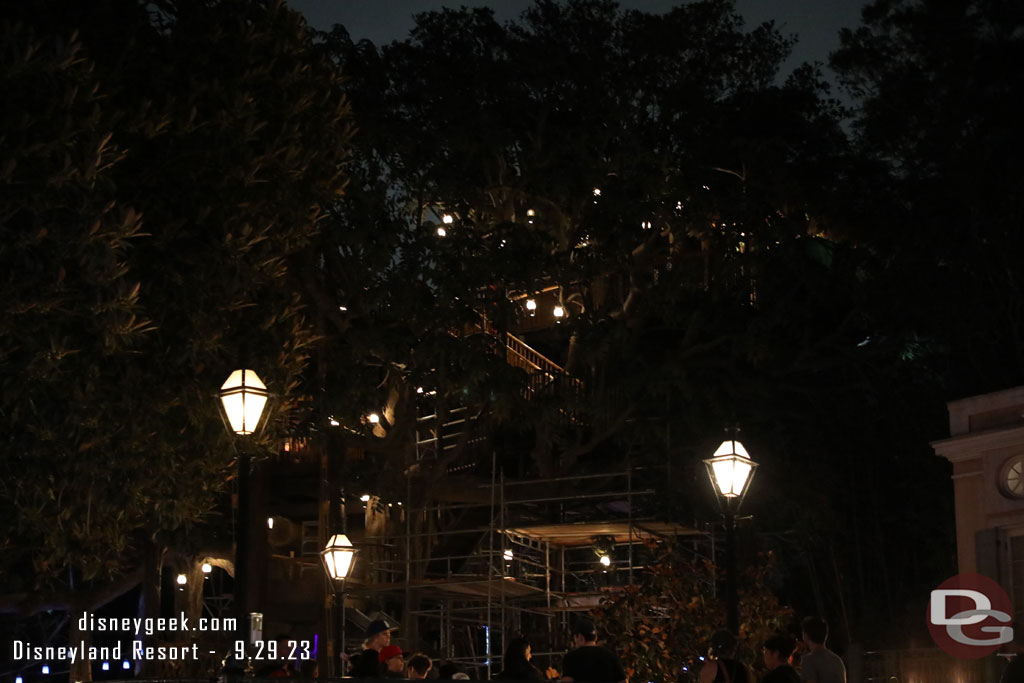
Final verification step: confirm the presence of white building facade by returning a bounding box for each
[932,386,1024,616]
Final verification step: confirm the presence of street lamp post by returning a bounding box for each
[321,534,358,676]
[704,437,758,636]
[218,369,270,647]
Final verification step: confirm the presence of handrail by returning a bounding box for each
[505,332,566,376]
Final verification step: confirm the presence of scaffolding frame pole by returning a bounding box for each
[500,468,507,668]
[486,451,496,680]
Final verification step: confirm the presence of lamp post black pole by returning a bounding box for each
[340,488,348,670]
[725,509,739,635]
[236,451,251,645]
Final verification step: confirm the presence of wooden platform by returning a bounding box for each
[505,520,702,546]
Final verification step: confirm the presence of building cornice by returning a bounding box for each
[932,424,1024,463]
[948,386,1024,416]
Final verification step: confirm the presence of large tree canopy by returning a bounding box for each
[309,0,950,650]
[4,0,1000,662]
[0,0,351,615]
[832,0,1024,396]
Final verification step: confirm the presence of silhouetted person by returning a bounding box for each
[408,653,433,680]
[379,645,405,679]
[497,637,545,681]
[352,620,395,678]
[761,635,800,683]
[560,621,626,683]
[699,631,749,683]
[799,617,845,683]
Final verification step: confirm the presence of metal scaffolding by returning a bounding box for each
[343,466,705,678]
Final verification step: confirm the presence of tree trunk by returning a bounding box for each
[175,558,205,631]
[136,538,165,675]
[68,611,92,683]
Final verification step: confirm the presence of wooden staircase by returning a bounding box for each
[414,333,582,474]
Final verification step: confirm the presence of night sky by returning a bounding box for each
[288,0,866,74]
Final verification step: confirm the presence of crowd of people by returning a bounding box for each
[262,616,845,682]
[697,618,845,683]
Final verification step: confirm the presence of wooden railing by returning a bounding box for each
[415,333,585,471]
[505,332,566,375]
[505,332,583,397]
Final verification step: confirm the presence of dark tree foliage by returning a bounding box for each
[0,0,351,619]
[825,0,1024,641]
[320,0,853,466]
[311,0,950,650]
[832,0,1024,396]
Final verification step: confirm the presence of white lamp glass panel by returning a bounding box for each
[323,534,355,579]
[730,460,753,495]
[713,439,750,459]
[221,369,266,392]
[711,457,753,497]
[221,393,247,434]
[242,394,268,435]
[220,369,268,435]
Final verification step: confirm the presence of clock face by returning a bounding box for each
[1002,457,1024,499]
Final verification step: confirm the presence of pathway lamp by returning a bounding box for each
[321,534,357,581]
[704,437,757,636]
[217,368,271,646]
[322,534,358,675]
[218,369,269,436]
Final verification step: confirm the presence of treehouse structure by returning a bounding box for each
[253,329,713,677]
